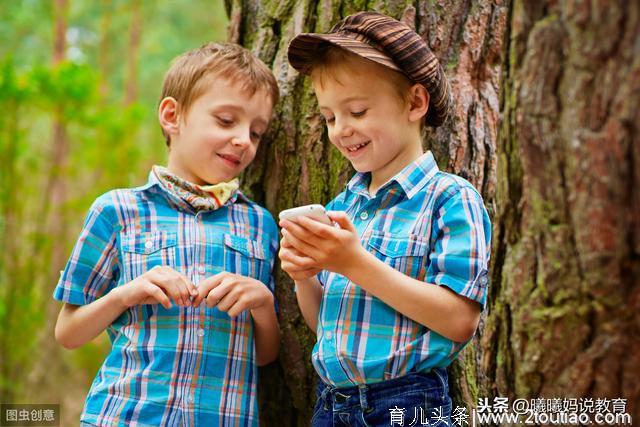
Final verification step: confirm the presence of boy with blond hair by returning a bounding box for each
[54,42,280,426]
[280,12,491,426]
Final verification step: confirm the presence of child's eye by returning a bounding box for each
[324,116,335,124]
[250,131,262,142]
[351,109,367,117]
[215,116,234,126]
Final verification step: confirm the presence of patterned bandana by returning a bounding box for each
[152,165,240,212]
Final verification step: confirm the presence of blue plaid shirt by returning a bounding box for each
[313,151,491,387]
[53,171,278,427]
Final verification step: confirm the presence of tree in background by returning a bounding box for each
[0,1,227,424]
[1,0,637,425]
[231,0,639,425]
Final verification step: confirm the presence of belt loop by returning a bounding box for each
[434,368,448,400]
[320,385,331,410]
[358,384,370,413]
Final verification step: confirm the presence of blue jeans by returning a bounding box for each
[311,369,452,427]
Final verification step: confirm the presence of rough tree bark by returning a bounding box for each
[482,0,639,418]
[229,0,638,424]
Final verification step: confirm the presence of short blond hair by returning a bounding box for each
[160,42,279,146]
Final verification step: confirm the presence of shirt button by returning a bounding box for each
[198,266,206,275]
[197,328,205,337]
[325,331,333,340]
[359,211,369,220]
[144,240,153,249]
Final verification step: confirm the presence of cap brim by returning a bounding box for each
[288,33,402,76]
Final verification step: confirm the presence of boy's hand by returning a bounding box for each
[114,266,198,309]
[279,211,364,276]
[191,272,274,317]
[278,234,322,280]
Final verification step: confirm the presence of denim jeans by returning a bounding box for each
[311,369,452,427]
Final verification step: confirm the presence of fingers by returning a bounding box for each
[279,219,321,246]
[197,274,270,317]
[281,227,321,260]
[143,282,172,309]
[280,235,293,248]
[147,267,184,305]
[204,277,235,308]
[182,274,199,298]
[148,266,196,307]
[220,278,271,317]
[214,286,239,312]
[279,246,315,268]
[295,215,337,239]
[279,245,321,280]
[226,297,251,318]
[191,272,225,307]
[191,272,236,309]
[327,211,356,232]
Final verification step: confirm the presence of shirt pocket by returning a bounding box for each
[120,230,178,283]
[116,231,179,326]
[367,231,429,281]
[223,233,270,285]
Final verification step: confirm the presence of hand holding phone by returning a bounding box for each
[278,204,332,225]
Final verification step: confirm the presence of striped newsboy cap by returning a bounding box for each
[287,11,452,127]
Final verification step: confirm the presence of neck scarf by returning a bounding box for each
[152,165,240,211]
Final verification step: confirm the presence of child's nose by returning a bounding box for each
[334,118,354,139]
[231,128,252,148]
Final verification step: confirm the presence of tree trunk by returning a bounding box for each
[482,0,640,419]
[98,0,114,100]
[124,0,142,106]
[39,0,70,292]
[22,0,79,414]
[232,0,638,424]
[0,86,23,404]
[231,0,506,425]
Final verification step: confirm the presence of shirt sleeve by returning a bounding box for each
[53,196,119,306]
[426,187,491,308]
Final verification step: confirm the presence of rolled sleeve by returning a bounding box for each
[426,187,491,308]
[53,196,119,306]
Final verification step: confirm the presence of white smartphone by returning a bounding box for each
[279,204,332,225]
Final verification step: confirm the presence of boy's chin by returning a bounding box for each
[199,170,244,185]
[350,162,373,173]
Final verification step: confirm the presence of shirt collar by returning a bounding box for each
[138,169,249,213]
[346,151,439,200]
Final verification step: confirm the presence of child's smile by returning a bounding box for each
[344,140,371,156]
[312,56,423,193]
[165,78,273,185]
[217,152,243,168]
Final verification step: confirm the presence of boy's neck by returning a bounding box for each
[165,160,208,186]
[368,142,424,196]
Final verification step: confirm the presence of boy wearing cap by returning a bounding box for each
[279,12,491,426]
[53,42,280,426]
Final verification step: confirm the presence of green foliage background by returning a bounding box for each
[0,1,228,423]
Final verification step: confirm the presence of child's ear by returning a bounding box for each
[158,97,181,136]
[407,84,430,123]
